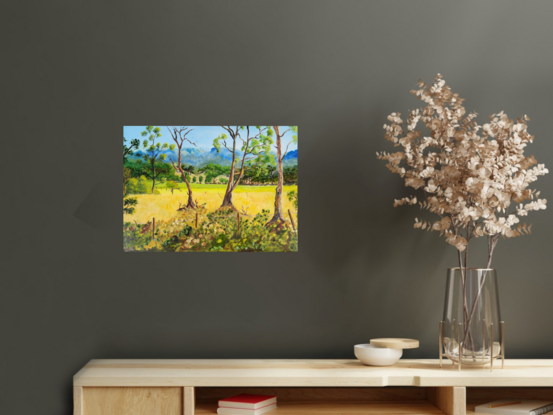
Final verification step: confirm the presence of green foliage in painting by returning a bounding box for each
[139,126,176,194]
[126,175,149,194]
[123,139,141,215]
[123,207,297,252]
[123,222,153,249]
[123,197,138,215]
[165,181,180,194]
[289,126,298,144]
[198,163,232,184]
[212,133,225,153]
[283,166,298,184]
[287,190,298,211]
[241,164,297,185]
[123,137,140,163]
[124,159,175,181]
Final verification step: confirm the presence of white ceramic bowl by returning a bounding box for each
[354,344,403,366]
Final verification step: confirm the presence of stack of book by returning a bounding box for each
[217,394,277,415]
[475,400,553,415]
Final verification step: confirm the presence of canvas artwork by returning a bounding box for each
[123,126,298,252]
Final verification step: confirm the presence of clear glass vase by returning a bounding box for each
[441,268,503,366]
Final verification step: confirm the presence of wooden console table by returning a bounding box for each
[73,359,553,415]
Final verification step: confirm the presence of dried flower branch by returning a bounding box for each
[378,74,548,268]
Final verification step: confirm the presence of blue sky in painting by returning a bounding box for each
[123,126,297,151]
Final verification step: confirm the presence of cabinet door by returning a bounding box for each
[82,387,182,415]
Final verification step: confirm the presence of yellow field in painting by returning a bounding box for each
[124,184,298,224]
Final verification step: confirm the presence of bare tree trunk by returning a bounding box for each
[168,127,197,209]
[267,127,287,226]
[151,161,156,194]
[218,126,262,211]
[178,167,196,209]
[172,161,195,209]
[221,138,237,210]
[221,191,234,208]
[221,168,235,208]
[221,170,245,211]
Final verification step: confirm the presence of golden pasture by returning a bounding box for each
[124,184,298,224]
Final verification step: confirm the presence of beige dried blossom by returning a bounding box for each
[378,74,548,268]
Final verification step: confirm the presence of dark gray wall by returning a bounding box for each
[2,1,553,414]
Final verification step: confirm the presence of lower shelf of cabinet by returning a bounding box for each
[74,386,553,415]
[196,401,445,414]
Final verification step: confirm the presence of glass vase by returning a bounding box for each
[441,268,504,366]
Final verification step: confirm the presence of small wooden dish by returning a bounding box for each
[370,338,419,350]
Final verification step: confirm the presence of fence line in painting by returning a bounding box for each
[288,209,296,233]
[146,209,297,244]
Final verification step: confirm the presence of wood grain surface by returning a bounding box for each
[427,387,466,415]
[184,386,195,415]
[82,387,182,415]
[73,359,553,387]
[73,387,83,415]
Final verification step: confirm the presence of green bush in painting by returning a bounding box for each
[123,208,297,252]
[287,190,298,210]
[123,222,153,249]
[123,197,138,215]
[198,163,232,184]
[126,176,149,194]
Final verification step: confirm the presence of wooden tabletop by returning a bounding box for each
[73,359,553,387]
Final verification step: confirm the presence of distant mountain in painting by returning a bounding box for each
[131,146,298,168]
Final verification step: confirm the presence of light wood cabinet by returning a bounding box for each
[80,387,182,415]
[73,359,553,415]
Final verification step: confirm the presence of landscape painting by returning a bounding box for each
[123,126,298,252]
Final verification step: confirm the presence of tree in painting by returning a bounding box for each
[165,181,181,195]
[123,137,140,214]
[213,126,273,210]
[267,126,298,226]
[140,126,174,194]
[167,126,197,209]
[123,126,298,252]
